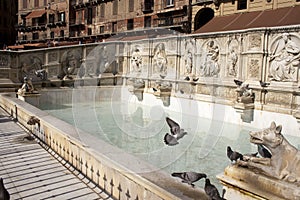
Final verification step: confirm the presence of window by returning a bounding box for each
[113,0,118,15]
[129,0,134,12]
[58,12,65,22]
[100,26,104,33]
[49,14,55,23]
[100,4,105,17]
[127,19,134,30]
[237,0,247,10]
[60,30,64,38]
[112,22,117,32]
[166,0,174,7]
[22,34,27,41]
[44,0,47,6]
[23,0,27,8]
[34,0,39,7]
[88,28,92,35]
[144,16,151,28]
[33,32,39,40]
[50,31,55,38]
[87,8,92,24]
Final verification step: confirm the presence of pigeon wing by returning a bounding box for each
[164,133,178,146]
[166,117,180,135]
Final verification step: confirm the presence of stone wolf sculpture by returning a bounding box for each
[238,121,300,184]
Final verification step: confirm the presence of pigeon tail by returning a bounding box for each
[171,172,183,178]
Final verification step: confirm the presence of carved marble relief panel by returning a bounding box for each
[152,42,168,79]
[59,48,82,80]
[197,39,220,78]
[0,54,11,68]
[226,38,239,77]
[248,58,260,79]
[248,34,262,51]
[48,51,59,63]
[268,33,300,82]
[130,45,143,76]
[19,53,44,81]
[266,92,292,106]
[181,38,196,80]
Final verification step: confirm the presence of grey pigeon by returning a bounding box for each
[259,80,270,88]
[0,178,10,200]
[204,178,226,200]
[171,172,207,187]
[164,117,187,146]
[227,146,243,163]
[234,79,243,86]
[257,144,272,158]
[184,76,190,81]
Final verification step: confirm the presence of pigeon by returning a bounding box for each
[227,146,243,163]
[234,79,243,86]
[259,80,270,88]
[27,116,40,131]
[27,116,40,126]
[257,144,272,158]
[0,178,10,200]
[184,76,190,81]
[192,77,199,82]
[204,178,226,200]
[164,117,187,146]
[171,172,207,187]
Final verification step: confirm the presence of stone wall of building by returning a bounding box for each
[1,26,300,114]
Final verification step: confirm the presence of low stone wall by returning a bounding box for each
[0,93,209,200]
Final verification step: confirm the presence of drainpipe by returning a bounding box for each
[187,0,192,33]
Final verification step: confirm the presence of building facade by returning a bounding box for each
[0,0,18,49]
[15,0,300,45]
[16,0,69,44]
[192,0,300,31]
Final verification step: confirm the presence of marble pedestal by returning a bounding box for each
[217,165,300,200]
[18,93,41,107]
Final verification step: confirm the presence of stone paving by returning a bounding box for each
[0,107,114,200]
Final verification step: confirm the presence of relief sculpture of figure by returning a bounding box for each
[153,43,168,78]
[185,49,193,75]
[269,33,300,81]
[96,46,109,77]
[21,55,43,81]
[200,41,220,77]
[131,46,142,75]
[228,48,238,76]
[59,50,80,80]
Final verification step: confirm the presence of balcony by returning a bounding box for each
[154,15,189,32]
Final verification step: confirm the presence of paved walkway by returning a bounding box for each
[0,107,113,200]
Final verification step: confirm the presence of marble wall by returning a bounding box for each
[1,26,300,114]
